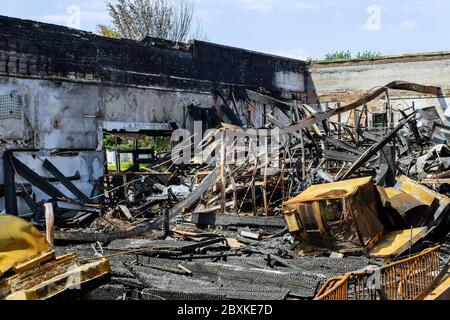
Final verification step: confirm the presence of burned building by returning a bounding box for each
[307,54,450,141]
[0,15,307,216]
[0,14,449,301]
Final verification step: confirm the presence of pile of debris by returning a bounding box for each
[3,80,450,300]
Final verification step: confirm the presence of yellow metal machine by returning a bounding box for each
[283,177,430,258]
[0,215,110,300]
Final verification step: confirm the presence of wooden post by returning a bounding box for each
[251,159,258,216]
[132,139,139,167]
[4,151,18,216]
[386,90,392,131]
[220,131,226,215]
[44,202,55,247]
[115,136,121,173]
[300,129,306,180]
[228,167,238,214]
[337,103,342,138]
[262,159,269,217]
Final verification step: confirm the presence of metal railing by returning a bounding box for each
[315,275,351,301]
[315,246,441,300]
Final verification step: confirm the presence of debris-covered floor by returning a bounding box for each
[3,80,450,300]
[56,237,382,300]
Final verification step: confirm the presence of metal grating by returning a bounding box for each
[0,95,23,120]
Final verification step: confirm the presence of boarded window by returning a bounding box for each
[0,95,23,120]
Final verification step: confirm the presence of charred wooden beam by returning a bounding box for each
[43,159,91,203]
[192,213,287,228]
[3,151,18,216]
[339,113,416,181]
[246,89,293,112]
[323,150,359,163]
[284,81,441,134]
[317,135,364,155]
[55,225,163,243]
[18,187,42,217]
[11,156,67,199]
[216,90,244,126]
[146,168,220,231]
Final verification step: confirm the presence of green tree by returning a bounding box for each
[98,0,207,42]
[98,25,121,38]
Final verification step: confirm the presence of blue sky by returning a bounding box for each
[1,0,449,60]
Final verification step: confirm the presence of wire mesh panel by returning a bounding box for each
[0,95,23,120]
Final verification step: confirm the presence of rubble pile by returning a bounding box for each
[3,80,450,300]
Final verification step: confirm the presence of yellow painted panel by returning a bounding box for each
[424,275,450,300]
[5,258,110,300]
[284,177,372,205]
[370,227,428,258]
[383,187,404,199]
[0,215,51,277]
[396,176,450,206]
[284,212,300,233]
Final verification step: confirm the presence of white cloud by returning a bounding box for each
[364,4,382,32]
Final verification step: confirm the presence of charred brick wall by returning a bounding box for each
[0,15,306,95]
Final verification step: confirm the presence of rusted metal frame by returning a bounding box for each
[345,197,368,250]
[381,246,441,270]
[314,274,351,300]
[339,113,416,181]
[315,276,339,298]
[312,201,331,247]
[381,246,441,300]
[415,256,450,300]
[317,247,441,301]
